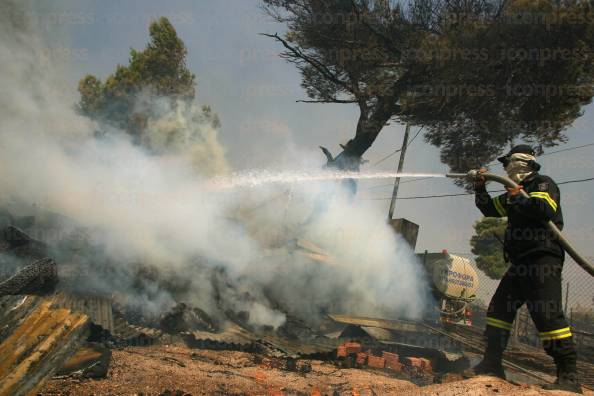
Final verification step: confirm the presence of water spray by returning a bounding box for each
[208,167,594,277]
[209,170,446,189]
[447,170,594,278]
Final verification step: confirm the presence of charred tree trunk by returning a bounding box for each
[320,101,396,196]
[325,100,397,172]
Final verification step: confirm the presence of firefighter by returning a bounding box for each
[469,144,581,393]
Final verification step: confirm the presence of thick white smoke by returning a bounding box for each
[0,0,429,329]
[138,94,230,177]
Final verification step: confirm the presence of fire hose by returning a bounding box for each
[446,170,594,278]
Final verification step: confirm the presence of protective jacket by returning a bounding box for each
[475,173,564,261]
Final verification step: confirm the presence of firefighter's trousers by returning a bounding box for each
[484,253,577,372]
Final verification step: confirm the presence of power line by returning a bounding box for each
[540,142,594,157]
[361,176,594,201]
[373,149,401,167]
[483,142,594,167]
[407,125,424,146]
[364,175,434,190]
[373,126,424,166]
[558,176,594,185]
[363,141,594,190]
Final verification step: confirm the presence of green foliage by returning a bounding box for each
[470,217,509,279]
[264,0,594,173]
[77,17,208,141]
[126,17,195,98]
[77,75,104,116]
[402,0,594,174]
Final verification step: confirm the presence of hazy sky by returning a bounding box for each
[40,0,594,259]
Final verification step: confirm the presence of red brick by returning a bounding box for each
[403,357,422,368]
[403,357,432,373]
[382,352,398,364]
[419,358,432,373]
[367,355,385,369]
[386,361,403,372]
[344,342,362,354]
[382,352,402,371]
[336,345,347,358]
[356,352,368,365]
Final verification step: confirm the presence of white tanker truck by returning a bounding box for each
[388,218,480,325]
[293,236,480,325]
[417,249,479,325]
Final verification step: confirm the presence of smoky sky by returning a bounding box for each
[5,0,594,310]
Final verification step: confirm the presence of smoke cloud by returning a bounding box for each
[0,0,429,330]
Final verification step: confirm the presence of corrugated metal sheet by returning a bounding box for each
[258,334,338,357]
[53,293,114,333]
[185,323,337,357]
[0,258,57,297]
[0,294,90,396]
[185,323,258,350]
[328,314,427,333]
[53,294,162,345]
[358,326,394,341]
[111,311,162,345]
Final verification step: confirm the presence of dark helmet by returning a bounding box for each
[497,144,540,170]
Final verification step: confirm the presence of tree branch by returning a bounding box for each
[296,99,357,103]
[349,0,405,57]
[260,32,357,95]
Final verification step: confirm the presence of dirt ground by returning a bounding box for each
[41,344,593,396]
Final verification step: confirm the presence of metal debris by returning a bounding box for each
[53,293,115,332]
[0,294,90,396]
[0,225,46,260]
[0,258,57,297]
[55,342,111,379]
[159,302,218,334]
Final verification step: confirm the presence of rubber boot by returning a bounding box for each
[463,345,506,380]
[542,338,581,393]
[542,363,582,394]
[463,356,506,379]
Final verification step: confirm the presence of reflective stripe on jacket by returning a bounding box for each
[475,173,564,261]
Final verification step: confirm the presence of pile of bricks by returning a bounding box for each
[335,342,432,374]
[336,342,362,357]
[401,356,433,374]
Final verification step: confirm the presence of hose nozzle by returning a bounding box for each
[466,169,479,180]
[445,171,478,180]
[445,169,482,181]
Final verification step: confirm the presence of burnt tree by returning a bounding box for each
[262,1,409,171]
[262,0,594,176]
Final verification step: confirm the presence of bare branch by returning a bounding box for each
[296,99,358,103]
[260,32,357,95]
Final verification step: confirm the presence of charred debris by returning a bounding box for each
[0,209,585,395]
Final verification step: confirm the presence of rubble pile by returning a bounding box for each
[159,302,219,334]
[55,342,112,379]
[0,210,338,393]
[1,208,592,395]
[0,221,56,297]
[334,341,436,385]
[0,294,90,395]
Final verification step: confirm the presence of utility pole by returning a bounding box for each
[564,281,570,315]
[388,123,410,220]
